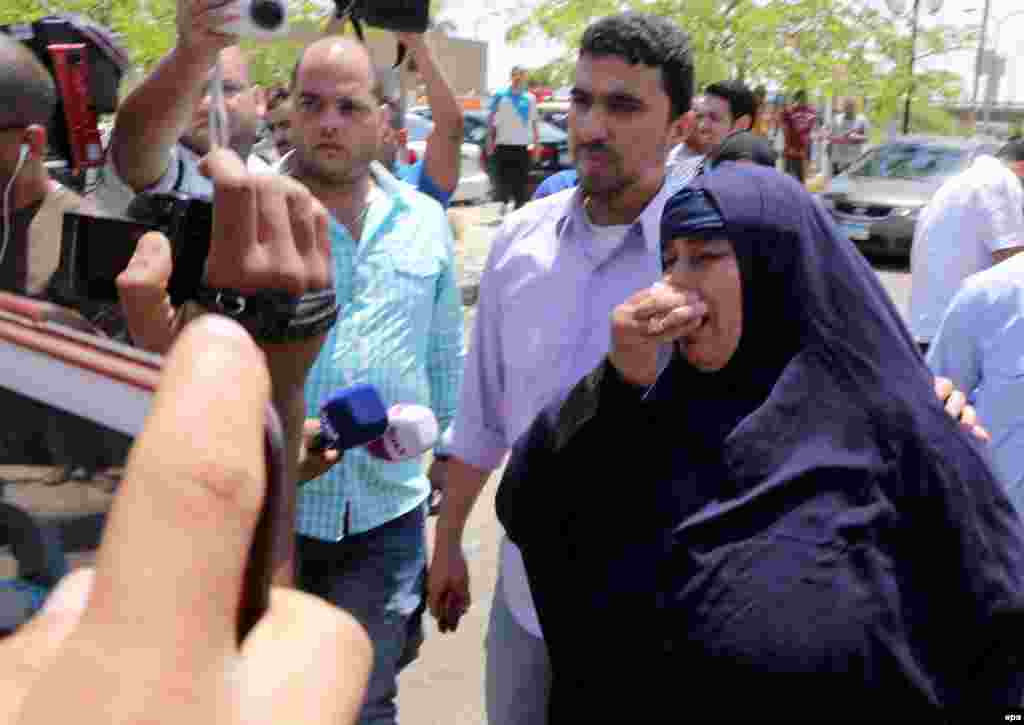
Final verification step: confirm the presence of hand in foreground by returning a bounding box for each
[0,315,371,725]
[609,281,706,387]
[934,376,991,444]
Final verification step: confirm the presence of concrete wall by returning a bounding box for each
[359,29,487,99]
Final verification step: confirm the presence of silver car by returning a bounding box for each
[820,137,1001,258]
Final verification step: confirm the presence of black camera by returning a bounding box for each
[54,192,213,305]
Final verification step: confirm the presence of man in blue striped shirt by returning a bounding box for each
[284,37,464,725]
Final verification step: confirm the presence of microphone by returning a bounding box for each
[310,384,439,461]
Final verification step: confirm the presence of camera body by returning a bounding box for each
[55,192,213,305]
[223,0,290,39]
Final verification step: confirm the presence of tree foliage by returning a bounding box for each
[508,0,975,134]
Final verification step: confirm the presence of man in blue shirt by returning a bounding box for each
[285,36,465,725]
[377,32,463,209]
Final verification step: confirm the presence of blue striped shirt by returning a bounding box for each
[298,162,465,540]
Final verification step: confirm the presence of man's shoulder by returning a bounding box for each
[965,253,1024,294]
[488,190,576,264]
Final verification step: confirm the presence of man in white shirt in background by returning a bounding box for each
[93,0,267,213]
[487,65,540,215]
[909,139,1024,354]
[828,97,869,175]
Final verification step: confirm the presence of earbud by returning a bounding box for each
[17,144,29,165]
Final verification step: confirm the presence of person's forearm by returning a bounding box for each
[111,45,214,192]
[435,456,492,545]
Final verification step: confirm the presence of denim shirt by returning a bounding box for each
[298,162,465,540]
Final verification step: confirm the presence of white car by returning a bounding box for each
[404,113,491,204]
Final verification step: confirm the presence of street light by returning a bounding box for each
[981,8,1024,129]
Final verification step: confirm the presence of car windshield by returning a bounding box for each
[846,143,969,181]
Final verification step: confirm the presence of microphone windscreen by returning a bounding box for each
[364,404,439,461]
[319,384,389,450]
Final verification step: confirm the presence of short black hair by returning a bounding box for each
[0,35,56,129]
[997,138,1024,163]
[704,80,756,125]
[794,89,807,104]
[709,130,778,169]
[579,12,694,119]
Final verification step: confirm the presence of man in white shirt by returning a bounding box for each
[429,13,695,724]
[487,66,540,214]
[92,0,267,214]
[928,251,1024,515]
[828,97,869,175]
[909,140,1024,353]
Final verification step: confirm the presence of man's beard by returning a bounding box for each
[294,143,374,187]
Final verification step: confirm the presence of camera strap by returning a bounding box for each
[194,286,339,343]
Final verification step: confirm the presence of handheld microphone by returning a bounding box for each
[310,385,439,462]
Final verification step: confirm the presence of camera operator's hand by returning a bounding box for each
[0,316,371,725]
[176,0,238,64]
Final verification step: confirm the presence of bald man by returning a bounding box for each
[282,37,464,725]
[93,0,268,213]
[0,34,95,297]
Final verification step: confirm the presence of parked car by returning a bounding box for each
[413,107,573,199]
[820,136,1001,258]
[403,112,491,204]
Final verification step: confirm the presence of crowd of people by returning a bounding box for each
[2,4,1024,723]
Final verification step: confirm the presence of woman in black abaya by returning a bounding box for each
[496,164,1024,719]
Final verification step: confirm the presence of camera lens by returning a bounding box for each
[250,0,285,30]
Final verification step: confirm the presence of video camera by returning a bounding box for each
[54,192,213,306]
[0,15,129,177]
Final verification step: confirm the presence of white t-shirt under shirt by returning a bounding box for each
[909,155,1024,343]
[91,141,273,216]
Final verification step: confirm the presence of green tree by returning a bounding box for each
[508,0,972,134]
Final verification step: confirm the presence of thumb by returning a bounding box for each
[116,231,177,354]
[239,588,372,725]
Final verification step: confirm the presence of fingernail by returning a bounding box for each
[42,568,95,616]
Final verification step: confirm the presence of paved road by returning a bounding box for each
[0,200,914,725]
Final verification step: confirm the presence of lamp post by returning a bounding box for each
[981,9,1024,129]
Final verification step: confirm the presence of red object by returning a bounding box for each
[407,148,418,165]
[47,43,104,172]
[781,104,817,161]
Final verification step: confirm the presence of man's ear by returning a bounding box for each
[670,109,696,146]
[398,127,408,146]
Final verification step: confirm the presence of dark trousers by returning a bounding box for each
[296,505,427,725]
[494,144,531,209]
